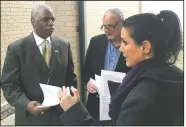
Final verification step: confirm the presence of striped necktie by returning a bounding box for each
[42,39,51,68]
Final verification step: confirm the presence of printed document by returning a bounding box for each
[99,70,126,121]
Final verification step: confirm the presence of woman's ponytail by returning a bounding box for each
[157,10,182,65]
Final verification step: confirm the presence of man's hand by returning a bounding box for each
[37,106,50,114]
[27,101,49,116]
[87,80,98,93]
[58,86,80,111]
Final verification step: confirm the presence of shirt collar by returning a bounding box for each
[33,31,51,46]
[108,40,120,50]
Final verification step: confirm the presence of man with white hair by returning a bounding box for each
[1,4,77,125]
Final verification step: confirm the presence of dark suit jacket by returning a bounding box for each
[82,34,130,120]
[60,66,183,126]
[1,33,77,125]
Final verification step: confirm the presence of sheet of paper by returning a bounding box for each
[90,78,97,89]
[99,70,126,121]
[95,74,101,92]
[37,83,61,108]
[90,75,101,94]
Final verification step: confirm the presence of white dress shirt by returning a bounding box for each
[33,32,52,54]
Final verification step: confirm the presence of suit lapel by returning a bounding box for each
[115,54,124,71]
[100,35,108,69]
[25,33,49,72]
[50,36,62,76]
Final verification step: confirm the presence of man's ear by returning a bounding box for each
[141,40,152,55]
[31,18,34,25]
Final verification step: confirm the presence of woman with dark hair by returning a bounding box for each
[58,10,183,126]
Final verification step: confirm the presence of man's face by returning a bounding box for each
[32,8,55,39]
[101,12,122,41]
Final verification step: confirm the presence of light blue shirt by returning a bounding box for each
[104,40,121,71]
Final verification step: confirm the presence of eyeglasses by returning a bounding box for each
[100,19,121,31]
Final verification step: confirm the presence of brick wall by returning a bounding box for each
[1,1,81,103]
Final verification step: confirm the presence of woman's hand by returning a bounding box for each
[58,86,80,111]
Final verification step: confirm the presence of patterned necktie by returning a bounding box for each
[42,39,51,68]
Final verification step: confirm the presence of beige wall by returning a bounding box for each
[1,1,81,103]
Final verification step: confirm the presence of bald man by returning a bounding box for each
[82,8,131,125]
[1,4,77,125]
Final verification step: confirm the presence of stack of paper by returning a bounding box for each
[89,70,126,120]
[99,70,126,121]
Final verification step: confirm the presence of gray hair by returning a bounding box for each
[104,8,124,21]
[31,4,53,20]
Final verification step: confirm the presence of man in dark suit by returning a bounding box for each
[1,4,76,125]
[82,8,130,125]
